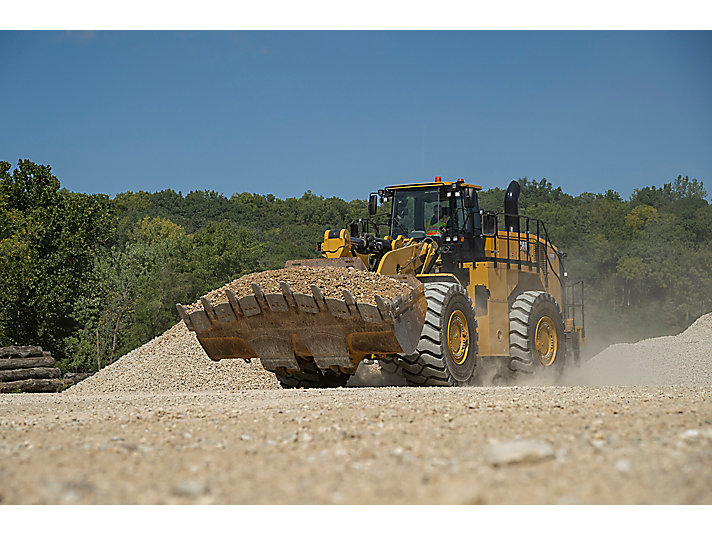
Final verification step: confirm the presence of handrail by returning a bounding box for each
[480,210,584,330]
[480,210,563,286]
[565,279,585,334]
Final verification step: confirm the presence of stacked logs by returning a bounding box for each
[0,346,93,393]
[0,346,61,392]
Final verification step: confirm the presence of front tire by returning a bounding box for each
[396,282,478,386]
[508,291,566,379]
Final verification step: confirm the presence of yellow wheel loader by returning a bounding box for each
[177,178,585,387]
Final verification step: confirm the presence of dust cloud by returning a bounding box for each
[561,312,712,386]
[346,360,407,387]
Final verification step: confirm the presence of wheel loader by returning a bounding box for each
[177,178,585,387]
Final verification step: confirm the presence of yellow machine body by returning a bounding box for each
[321,179,583,360]
[177,177,584,387]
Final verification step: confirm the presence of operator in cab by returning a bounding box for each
[426,204,449,236]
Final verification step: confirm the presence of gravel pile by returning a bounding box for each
[67,322,279,394]
[566,312,712,386]
[185,266,412,312]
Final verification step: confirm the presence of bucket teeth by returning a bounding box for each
[342,289,356,305]
[179,278,427,368]
[279,282,297,307]
[200,297,218,322]
[309,285,328,311]
[259,357,300,372]
[341,289,359,314]
[225,289,243,316]
[251,283,267,302]
[175,304,195,331]
[249,335,299,371]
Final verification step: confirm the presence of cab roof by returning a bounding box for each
[385,180,482,191]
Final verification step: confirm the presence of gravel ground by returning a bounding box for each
[7,307,710,504]
[185,266,412,312]
[1,386,710,504]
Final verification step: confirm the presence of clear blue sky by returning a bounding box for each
[1,31,711,200]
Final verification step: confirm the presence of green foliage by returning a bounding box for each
[1,159,710,368]
[62,218,266,371]
[0,160,113,358]
[625,205,659,231]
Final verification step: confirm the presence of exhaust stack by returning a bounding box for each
[504,180,521,233]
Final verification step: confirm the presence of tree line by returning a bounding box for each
[1,159,710,371]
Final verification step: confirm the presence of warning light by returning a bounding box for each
[435,176,442,182]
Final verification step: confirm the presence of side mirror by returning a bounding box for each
[464,188,476,209]
[482,212,497,237]
[368,193,378,216]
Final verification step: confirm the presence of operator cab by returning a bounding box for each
[389,188,449,240]
[384,178,484,261]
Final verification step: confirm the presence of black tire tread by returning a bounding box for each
[395,282,478,387]
[508,291,564,376]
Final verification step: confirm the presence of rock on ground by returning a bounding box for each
[484,439,556,466]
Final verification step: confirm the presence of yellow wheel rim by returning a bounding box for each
[447,310,470,365]
[535,316,558,366]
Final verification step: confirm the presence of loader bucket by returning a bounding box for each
[176,276,427,374]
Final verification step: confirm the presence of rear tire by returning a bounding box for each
[274,360,350,389]
[508,291,566,379]
[395,282,478,386]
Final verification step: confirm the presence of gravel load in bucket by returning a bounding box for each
[66,322,280,394]
[184,266,413,313]
[566,312,712,386]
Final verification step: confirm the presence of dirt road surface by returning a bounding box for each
[1,386,710,504]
